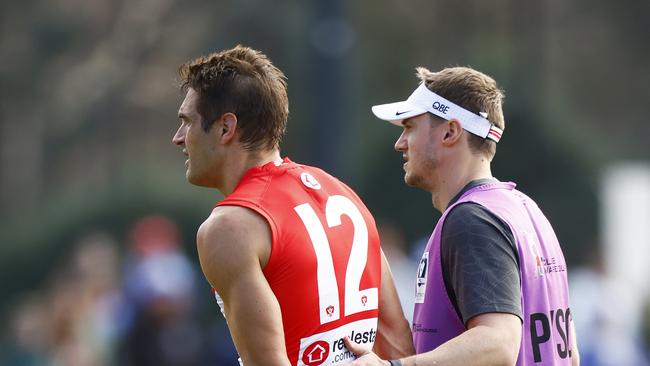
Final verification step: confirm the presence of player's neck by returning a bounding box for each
[433,154,492,212]
[220,149,282,196]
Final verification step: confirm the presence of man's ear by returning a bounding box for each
[441,119,463,146]
[218,112,238,144]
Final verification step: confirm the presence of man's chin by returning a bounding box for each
[186,171,216,188]
[404,173,415,186]
[404,174,423,189]
[186,170,202,186]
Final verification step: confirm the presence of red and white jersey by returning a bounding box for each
[215,157,381,366]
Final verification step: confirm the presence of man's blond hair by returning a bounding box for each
[417,66,505,160]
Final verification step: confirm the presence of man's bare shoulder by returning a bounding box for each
[197,206,272,279]
[198,205,267,243]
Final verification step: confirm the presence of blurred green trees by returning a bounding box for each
[1,0,648,316]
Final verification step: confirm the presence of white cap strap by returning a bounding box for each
[407,83,502,143]
[487,125,503,143]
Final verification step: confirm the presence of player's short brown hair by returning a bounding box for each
[179,45,289,151]
[416,66,505,160]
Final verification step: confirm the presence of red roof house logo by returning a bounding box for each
[302,340,330,366]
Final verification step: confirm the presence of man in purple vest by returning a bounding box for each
[345,67,579,365]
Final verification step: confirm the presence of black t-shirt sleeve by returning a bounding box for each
[441,202,523,325]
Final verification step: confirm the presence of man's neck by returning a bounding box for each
[220,149,282,196]
[432,156,492,212]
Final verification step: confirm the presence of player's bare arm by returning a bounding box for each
[405,312,521,366]
[373,250,415,359]
[571,320,580,366]
[197,205,291,366]
[346,312,520,366]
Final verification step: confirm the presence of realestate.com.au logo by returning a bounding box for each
[299,325,377,366]
[301,341,330,366]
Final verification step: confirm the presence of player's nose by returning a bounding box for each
[394,131,407,152]
[172,125,185,146]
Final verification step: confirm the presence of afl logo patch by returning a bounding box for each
[415,251,429,303]
[301,172,321,190]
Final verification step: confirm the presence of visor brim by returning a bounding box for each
[371,102,427,125]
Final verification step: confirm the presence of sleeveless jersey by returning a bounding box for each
[216,158,381,366]
[412,181,574,365]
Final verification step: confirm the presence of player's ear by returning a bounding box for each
[441,119,463,146]
[218,112,238,144]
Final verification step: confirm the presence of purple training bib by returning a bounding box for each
[412,182,574,365]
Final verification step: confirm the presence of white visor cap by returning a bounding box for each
[371,83,503,143]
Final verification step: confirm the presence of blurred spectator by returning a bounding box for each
[48,232,125,366]
[643,298,650,363]
[3,294,51,366]
[120,215,205,366]
[204,320,241,366]
[570,250,649,366]
[0,216,241,366]
[0,232,126,366]
[377,219,417,324]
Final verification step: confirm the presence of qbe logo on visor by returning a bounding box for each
[297,318,378,366]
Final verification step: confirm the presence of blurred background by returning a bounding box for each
[1,0,649,365]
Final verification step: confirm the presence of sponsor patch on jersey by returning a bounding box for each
[521,230,568,278]
[297,318,377,366]
[415,251,429,303]
[301,172,322,190]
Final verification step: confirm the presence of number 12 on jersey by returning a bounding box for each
[294,195,379,325]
